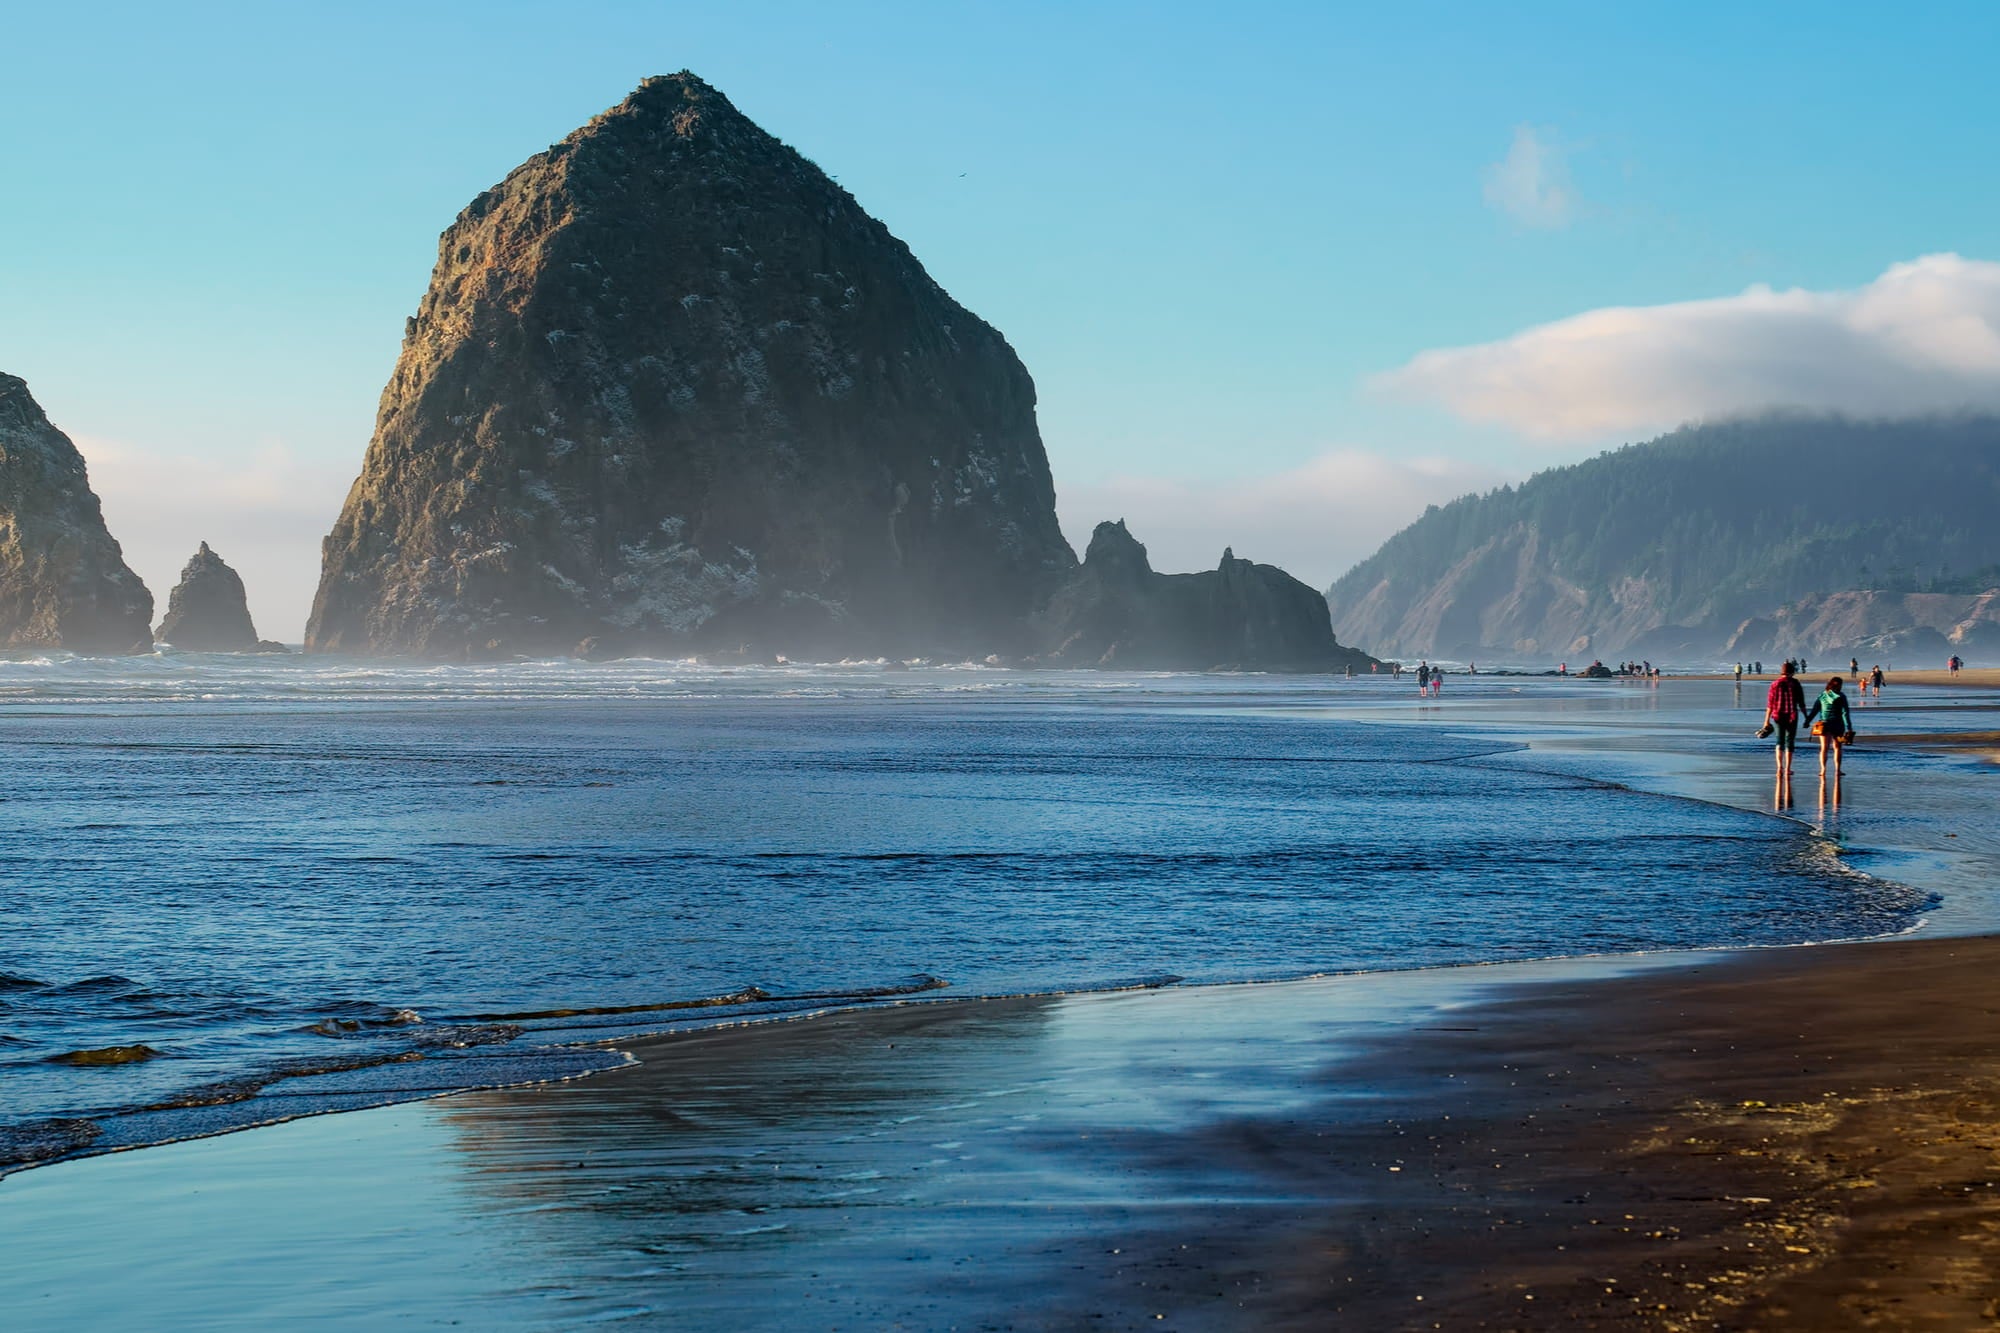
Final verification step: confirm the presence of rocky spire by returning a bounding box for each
[0,374,153,653]
[306,72,1076,660]
[156,542,269,651]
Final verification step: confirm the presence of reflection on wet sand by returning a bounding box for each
[428,967,1647,1327]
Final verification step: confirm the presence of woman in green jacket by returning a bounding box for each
[1804,676,1854,779]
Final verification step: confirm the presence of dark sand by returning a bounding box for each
[1049,935,2000,1329]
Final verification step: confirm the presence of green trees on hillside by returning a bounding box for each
[1328,416,2000,630]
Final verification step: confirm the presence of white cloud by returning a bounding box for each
[1059,450,1508,591]
[74,436,352,643]
[1482,126,1575,229]
[1377,254,2000,441]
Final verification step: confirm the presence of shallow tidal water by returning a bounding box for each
[0,656,1935,1168]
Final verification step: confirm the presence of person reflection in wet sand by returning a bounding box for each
[1819,767,1843,812]
[1774,768,1793,810]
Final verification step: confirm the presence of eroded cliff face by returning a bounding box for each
[306,73,1075,659]
[1037,521,1377,671]
[156,542,271,651]
[1330,523,1654,661]
[0,375,152,653]
[1721,590,2000,663]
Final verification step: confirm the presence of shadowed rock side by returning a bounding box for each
[156,543,284,652]
[306,72,1075,661]
[1037,521,1378,672]
[0,374,152,654]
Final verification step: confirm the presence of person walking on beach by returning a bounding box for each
[1872,664,1885,697]
[1763,661,1805,780]
[1804,675,1854,779]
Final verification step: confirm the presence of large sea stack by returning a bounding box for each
[0,374,153,653]
[1039,522,1376,671]
[306,73,1076,660]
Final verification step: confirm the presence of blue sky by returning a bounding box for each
[5,2,2000,636]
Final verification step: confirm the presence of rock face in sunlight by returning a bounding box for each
[1036,521,1378,671]
[306,72,1077,660]
[156,542,282,652]
[0,374,153,654]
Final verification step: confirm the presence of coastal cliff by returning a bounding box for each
[306,73,1075,660]
[0,374,153,653]
[1326,416,2000,661]
[1039,521,1376,671]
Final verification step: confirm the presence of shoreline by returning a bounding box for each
[3,680,1997,1326]
[1039,932,2000,1328]
[1682,667,1998,687]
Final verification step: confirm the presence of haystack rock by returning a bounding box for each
[306,72,1077,660]
[156,543,283,652]
[0,374,153,653]
[1037,521,1378,672]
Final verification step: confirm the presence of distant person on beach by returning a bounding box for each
[1850,657,1860,678]
[1416,662,1429,692]
[1735,663,1743,683]
[1950,654,1962,676]
[1805,675,1854,779]
[1872,665,1885,696]
[1763,661,1806,779]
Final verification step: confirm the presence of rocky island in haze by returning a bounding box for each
[307,73,1363,671]
[1040,521,1374,671]
[155,542,285,652]
[1327,416,2000,662]
[0,374,153,654]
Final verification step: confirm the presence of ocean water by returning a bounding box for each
[0,655,1930,1169]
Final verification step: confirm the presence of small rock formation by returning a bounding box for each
[0,374,153,653]
[156,543,282,651]
[1036,521,1377,671]
[306,72,1075,660]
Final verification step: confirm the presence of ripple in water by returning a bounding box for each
[0,664,1932,1169]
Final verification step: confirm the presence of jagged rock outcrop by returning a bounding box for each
[1037,521,1377,671]
[156,543,282,651]
[306,73,1076,660]
[0,375,152,653]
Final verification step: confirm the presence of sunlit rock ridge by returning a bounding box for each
[306,73,1077,660]
[0,374,153,653]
